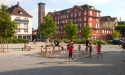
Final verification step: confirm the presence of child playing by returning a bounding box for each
[78,45,82,56]
[97,44,102,58]
[78,45,81,52]
[88,43,92,58]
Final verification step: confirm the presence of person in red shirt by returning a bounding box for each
[68,44,74,61]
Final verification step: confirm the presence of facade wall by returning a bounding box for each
[11,15,32,41]
[52,7,101,39]
[49,5,113,40]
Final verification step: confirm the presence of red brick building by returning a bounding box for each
[48,4,101,39]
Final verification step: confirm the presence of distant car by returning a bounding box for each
[112,38,124,44]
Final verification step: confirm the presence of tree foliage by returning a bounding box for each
[82,24,92,39]
[40,14,57,39]
[0,4,17,39]
[115,25,125,37]
[112,30,122,38]
[0,4,17,52]
[64,20,78,39]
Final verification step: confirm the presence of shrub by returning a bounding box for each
[105,40,112,44]
[3,38,29,43]
[96,40,106,45]
[62,39,70,43]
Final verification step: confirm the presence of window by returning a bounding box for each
[102,30,104,33]
[58,21,59,24]
[96,18,99,22]
[71,13,73,18]
[90,11,92,16]
[96,24,99,28]
[74,13,77,17]
[18,11,22,14]
[24,29,28,33]
[105,30,106,33]
[84,17,86,21]
[89,23,92,27]
[79,29,81,33]
[97,12,99,17]
[79,23,81,28]
[67,15,69,18]
[84,11,87,15]
[78,12,81,17]
[18,23,20,27]
[58,16,59,19]
[84,23,86,27]
[61,15,62,19]
[16,29,20,32]
[24,23,28,28]
[60,26,62,29]
[90,17,92,21]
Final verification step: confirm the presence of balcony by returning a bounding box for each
[18,26,28,29]
[15,19,29,23]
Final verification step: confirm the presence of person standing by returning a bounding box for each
[78,44,82,56]
[97,44,102,58]
[68,44,74,61]
[51,41,55,57]
[60,41,65,54]
[122,41,125,52]
[33,39,36,45]
[88,43,92,58]
[85,39,89,51]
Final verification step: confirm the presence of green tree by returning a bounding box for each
[0,4,17,52]
[64,20,78,39]
[115,25,125,37]
[82,24,92,39]
[40,14,57,40]
[112,30,122,38]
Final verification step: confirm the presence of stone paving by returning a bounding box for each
[0,42,125,75]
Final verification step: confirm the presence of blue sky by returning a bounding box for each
[0,0,125,29]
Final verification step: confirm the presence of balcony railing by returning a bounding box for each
[15,19,29,23]
[89,15,99,18]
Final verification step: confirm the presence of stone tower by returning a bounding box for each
[38,2,45,27]
[37,2,45,40]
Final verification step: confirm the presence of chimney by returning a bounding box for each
[54,10,56,12]
[17,2,19,6]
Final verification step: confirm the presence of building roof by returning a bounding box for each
[7,2,32,18]
[100,16,117,22]
[49,4,101,15]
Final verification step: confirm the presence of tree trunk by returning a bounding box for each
[7,38,8,52]
[3,38,4,52]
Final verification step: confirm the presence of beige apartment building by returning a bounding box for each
[100,16,118,31]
